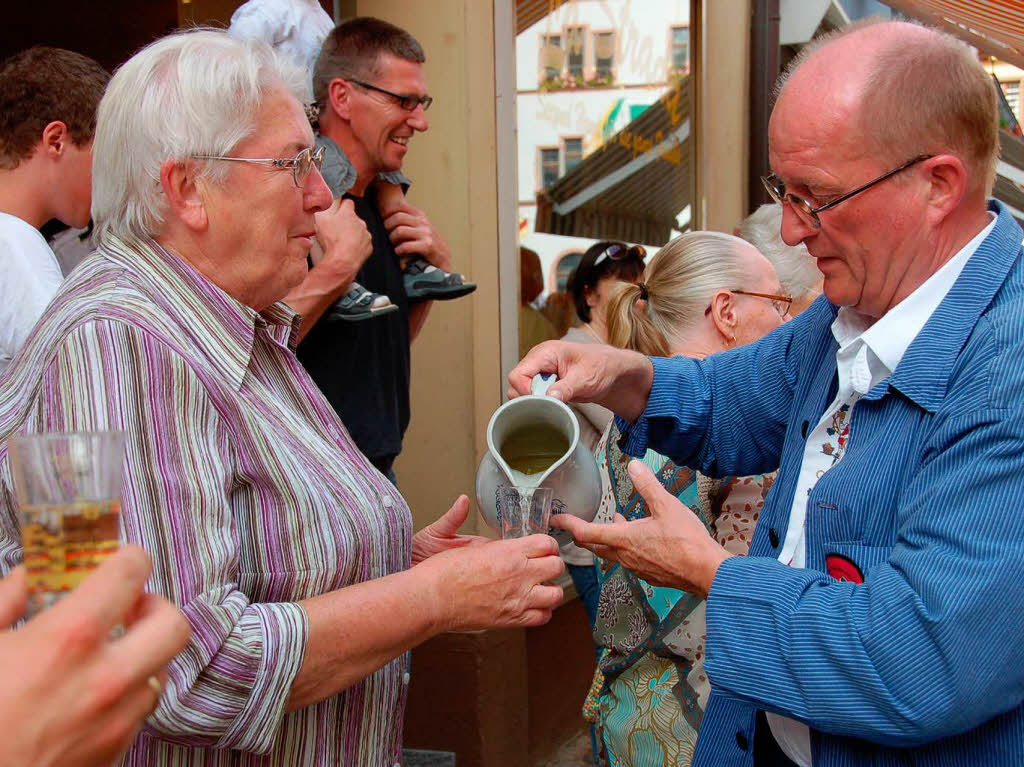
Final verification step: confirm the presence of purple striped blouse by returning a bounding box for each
[0,236,413,765]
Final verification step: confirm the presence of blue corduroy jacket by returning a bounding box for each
[618,201,1024,766]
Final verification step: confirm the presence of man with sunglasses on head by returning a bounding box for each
[511,19,1024,767]
[291,17,472,483]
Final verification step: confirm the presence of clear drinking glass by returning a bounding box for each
[496,485,554,540]
[8,431,126,617]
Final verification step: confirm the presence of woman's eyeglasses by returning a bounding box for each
[705,289,792,318]
[593,243,647,267]
[733,289,792,317]
[190,145,326,188]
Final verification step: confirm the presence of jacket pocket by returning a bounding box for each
[821,542,891,584]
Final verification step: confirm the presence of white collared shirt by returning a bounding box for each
[767,214,996,767]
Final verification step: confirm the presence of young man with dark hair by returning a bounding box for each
[0,46,109,374]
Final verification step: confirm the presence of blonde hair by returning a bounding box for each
[605,231,754,356]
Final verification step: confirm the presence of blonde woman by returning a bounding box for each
[584,231,789,767]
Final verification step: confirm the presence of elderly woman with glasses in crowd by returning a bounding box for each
[0,30,563,766]
[579,231,790,767]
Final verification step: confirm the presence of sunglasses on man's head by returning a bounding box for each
[593,243,646,267]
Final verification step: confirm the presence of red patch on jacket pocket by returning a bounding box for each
[826,554,864,584]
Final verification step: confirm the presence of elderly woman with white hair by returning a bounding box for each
[0,29,563,766]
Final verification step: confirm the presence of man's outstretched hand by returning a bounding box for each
[550,459,732,598]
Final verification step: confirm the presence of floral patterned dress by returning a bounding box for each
[583,423,772,767]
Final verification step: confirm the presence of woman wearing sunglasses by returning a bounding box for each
[582,231,789,767]
[558,241,646,630]
[565,242,647,361]
[562,240,647,458]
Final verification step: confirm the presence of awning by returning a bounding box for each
[515,0,570,35]
[881,0,1024,69]
[533,77,691,245]
[997,130,1024,223]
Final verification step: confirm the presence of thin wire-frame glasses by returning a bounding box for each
[704,289,792,318]
[350,79,433,112]
[761,153,933,229]
[191,145,326,188]
[732,289,792,317]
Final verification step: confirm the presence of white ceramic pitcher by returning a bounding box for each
[475,374,601,535]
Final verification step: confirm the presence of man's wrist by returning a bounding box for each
[309,257,357,297]
[700,548,734,600]
[618,352,655,422]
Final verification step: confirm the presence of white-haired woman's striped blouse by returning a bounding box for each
[0,236,413,766]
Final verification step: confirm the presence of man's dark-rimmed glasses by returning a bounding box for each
[350,79,433,112]
[762,154,933,230]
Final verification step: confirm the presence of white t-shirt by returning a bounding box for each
[0,212,63,376]
[228,0,334,78]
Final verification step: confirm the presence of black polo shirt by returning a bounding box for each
[297,184,411,474]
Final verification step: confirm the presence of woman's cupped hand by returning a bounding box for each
[413,511,565,633]
[411,495,489,565]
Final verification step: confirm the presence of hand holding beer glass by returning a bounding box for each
[0,547,190,767]
[2,431,190,766]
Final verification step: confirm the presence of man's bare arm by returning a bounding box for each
[283,198,372,341]
[408,301,431,342]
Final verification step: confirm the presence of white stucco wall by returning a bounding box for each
[516,0,689,292]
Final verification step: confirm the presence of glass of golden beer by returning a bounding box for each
[8,432,126,617]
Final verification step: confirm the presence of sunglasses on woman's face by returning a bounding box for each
[592,243,647,267]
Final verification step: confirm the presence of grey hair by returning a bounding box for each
[737,204,821,298]
[91,28,308,246]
